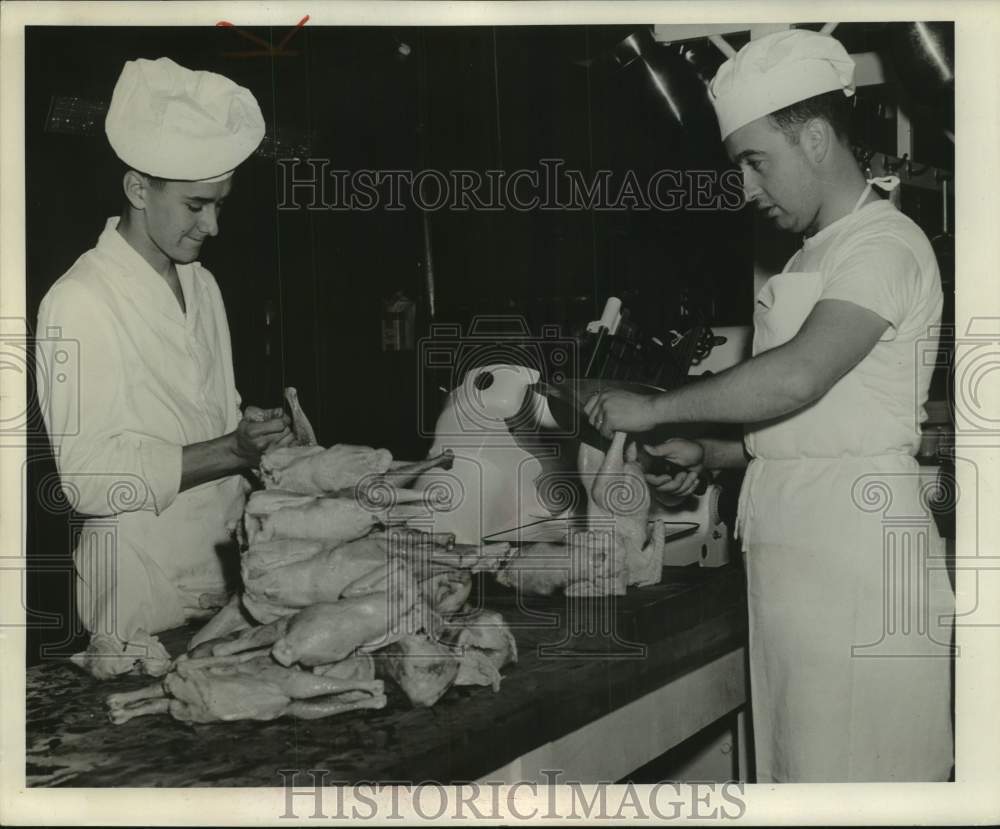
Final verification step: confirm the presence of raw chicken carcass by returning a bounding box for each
[272,558,433,666]
[376,612,517,705]
[570,432,662,594]
[494,542,577,596]
[241,530,470,623]
[441,609,518,691]
[600,437,666,589]
[244,490,385,548]
[376,633,460,708]
[267,386,454,497]
[242,536,331,578]
[260,444,456,505]
[240,536,382,622]
[244,486,448,548]
[271,592,430,667]
[495,536,619,597]
[202,560,433,667]
[260,444,393,496]
[418,567,473,616]
[244,489,316,524]
[105,651,386,724]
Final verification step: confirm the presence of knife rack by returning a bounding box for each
[582,315,714,388]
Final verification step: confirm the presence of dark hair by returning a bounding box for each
[767,89,854,145]
[119,167,167,215]
[120,165,167,188]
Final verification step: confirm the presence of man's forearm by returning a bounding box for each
[700,438,749,470]
[180,432,248,492]
[651,346,816,424]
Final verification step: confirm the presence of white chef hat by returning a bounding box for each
[709,29,855,140]
[105,57,265,182]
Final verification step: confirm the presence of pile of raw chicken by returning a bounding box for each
[106,389,517,725]
[107,388,667,725]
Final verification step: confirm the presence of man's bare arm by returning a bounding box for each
[179,409,292,492]
[701,438,750,470]
[588,298,891,433]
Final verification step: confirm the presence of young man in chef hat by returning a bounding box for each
[586,29,952,781]
[37,57,294,678]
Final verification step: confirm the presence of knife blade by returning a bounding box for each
[531,378,710,496]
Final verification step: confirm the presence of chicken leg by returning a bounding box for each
[188,593,253,652]
[387,450,455,487]
[208,616,291,657]
[284,386,318,446]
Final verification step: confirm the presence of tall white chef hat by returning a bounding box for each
[105,57,265,182]
[709,29,856,140]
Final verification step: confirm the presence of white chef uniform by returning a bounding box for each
[710,30,954,781]
[37,219,250,666]
[736,189,953,782]
[35,56,264,677]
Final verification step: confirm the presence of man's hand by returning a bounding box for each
[180,407,294,493]
[232,406,293,463]
[584,391,659,440]
[643,438,705,498]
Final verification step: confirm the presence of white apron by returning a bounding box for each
[736,182,954,782]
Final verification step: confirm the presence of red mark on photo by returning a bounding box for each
[216,15,310,58]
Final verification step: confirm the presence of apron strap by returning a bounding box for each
[853,175,901,212]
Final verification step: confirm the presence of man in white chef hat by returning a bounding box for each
[37,57,294,678]
[586,29,952,781]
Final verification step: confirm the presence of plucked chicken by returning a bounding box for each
[376,609,517,706]
[376,633,460,708]
[260,444,393,495]
[194,559,434,667]
[494,541,577,596]
[497,433,665,597]
[244,490,390,548]
[240,529,475,623]
[106,650,386,724]
[440,608,518,691]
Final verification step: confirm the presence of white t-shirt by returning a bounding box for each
[745,198,943,460]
